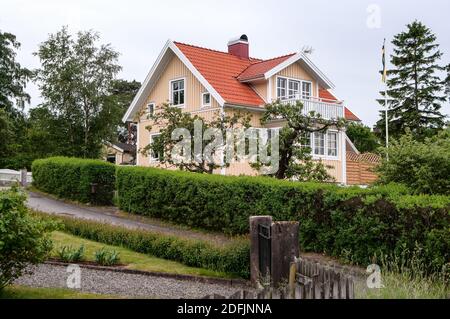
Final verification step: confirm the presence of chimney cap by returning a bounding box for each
[228,34,249,46]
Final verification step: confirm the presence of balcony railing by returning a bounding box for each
[278,95,344,120]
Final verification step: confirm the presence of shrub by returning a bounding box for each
[94,248,120,266]
[32,157,115,205]
[0,188,56,290]
[377,129,450,195]
[36,213,250,278]
[56,245,85,263]
[117,166,450,274]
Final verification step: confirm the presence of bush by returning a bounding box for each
[32,157,116,205]
[56,245,85,263]
[0,188,56,290]
[37,213,250,278]
[94,248,120,266]
[117,166,450,274]
[377,129,450,195]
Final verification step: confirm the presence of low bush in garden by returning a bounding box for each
[36,213,250,278]
[94,248,120,266]
[117,166,450,274]
[32,157,115,205]
[0,188,56,291]
[56,245,85,263]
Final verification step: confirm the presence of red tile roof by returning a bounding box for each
[174,42,265,106]
[237,54,296,81]
[319,88,361,121]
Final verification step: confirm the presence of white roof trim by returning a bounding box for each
[263,52,335,90]
[122,40,225,122]
[345,133,360,154]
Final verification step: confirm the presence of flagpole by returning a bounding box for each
[385,83,389,161]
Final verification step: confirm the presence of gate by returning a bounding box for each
[258,224,271,278]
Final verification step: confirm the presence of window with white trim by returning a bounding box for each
[313,132,325,156]
[327,131,338,157]
[147,103,155,117]
[288,80,301,99]
[149,133,162,162]
[201,92,211,107]
[170,79,184,106]
[300,132,311,150]
[302,82,312,99]
[277,77,287,99]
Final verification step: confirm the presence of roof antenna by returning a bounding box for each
[301,45,314,55]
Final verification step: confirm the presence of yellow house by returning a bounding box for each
[123,35,362,184]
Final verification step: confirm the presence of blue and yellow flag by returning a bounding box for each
[382,39,387,83]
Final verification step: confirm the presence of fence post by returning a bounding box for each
[20,169,27,187]
[271,221,299,287]
[249,216,272,287]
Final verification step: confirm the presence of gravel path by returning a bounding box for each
[26,190,231,245]
[15,264,245,299]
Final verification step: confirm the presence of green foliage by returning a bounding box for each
[0,188,56,290]
[258,100,345,180]
[376,21,447,140]
[56,245,85,263]
[94,248,120,266]
[32,157,116,205]
[33,26,122,158]
[345,122,380,153]
[377,129,450,195]
[40,213,250,278]
[117,166,449,274]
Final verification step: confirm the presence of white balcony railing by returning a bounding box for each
[279,96,344,120]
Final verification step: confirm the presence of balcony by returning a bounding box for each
[279,95,344,120]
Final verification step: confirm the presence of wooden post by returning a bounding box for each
[20,169,27,187]
[271,221,299,287]
[249,216,272,287]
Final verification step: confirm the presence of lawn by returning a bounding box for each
[0,285,118,299]
[50,231,235,279]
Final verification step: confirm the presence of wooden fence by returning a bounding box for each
[203,257,355,299]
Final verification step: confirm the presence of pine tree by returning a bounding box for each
[376,21,447,140]
[445,64,450,98]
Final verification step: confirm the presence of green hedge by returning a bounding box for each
[32,157,115,205]
[35,213,249,278]
[117,166,450,273]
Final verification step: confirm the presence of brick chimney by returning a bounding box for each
[228,34,249,59]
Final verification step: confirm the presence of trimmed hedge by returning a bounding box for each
[117,166,450,273]
[35,213,250,278]
[32,157,115,205]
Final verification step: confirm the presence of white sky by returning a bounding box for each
[1,0,449,127]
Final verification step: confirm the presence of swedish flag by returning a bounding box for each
[382,39,387,83]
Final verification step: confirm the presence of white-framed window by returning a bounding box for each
[149,133,162,162]
[170,78,185,106]
[327,131,338,157]
[302,81,312,99]
[201,92,211,107]
[277,77,287,99]
[313,132,325,156]
[288,80,301,99]
[147,103,155,117]
[276,76,313,100]
[300,132,311,149]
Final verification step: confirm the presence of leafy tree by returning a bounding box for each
[376,21,447,140]
[256,100,345,181]
[107,79,141,144]
[143,104,250,174]
[0,31,31,113]
[34,26,121,158]
[0,188,56,290]
[346,122,380,153]
[376,128,450,195]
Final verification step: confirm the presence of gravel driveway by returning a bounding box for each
[15,264,245,299]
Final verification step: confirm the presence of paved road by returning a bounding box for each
[26,191,231,245]
[15,264,244,299]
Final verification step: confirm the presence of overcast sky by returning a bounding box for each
[1,0,449,126]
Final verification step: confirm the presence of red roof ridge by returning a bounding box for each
[173,41,263,61]
[251,52,297,65]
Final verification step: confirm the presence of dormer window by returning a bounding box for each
[277,76,312,100]
[202,92,211,107]
[170,78,185,106]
